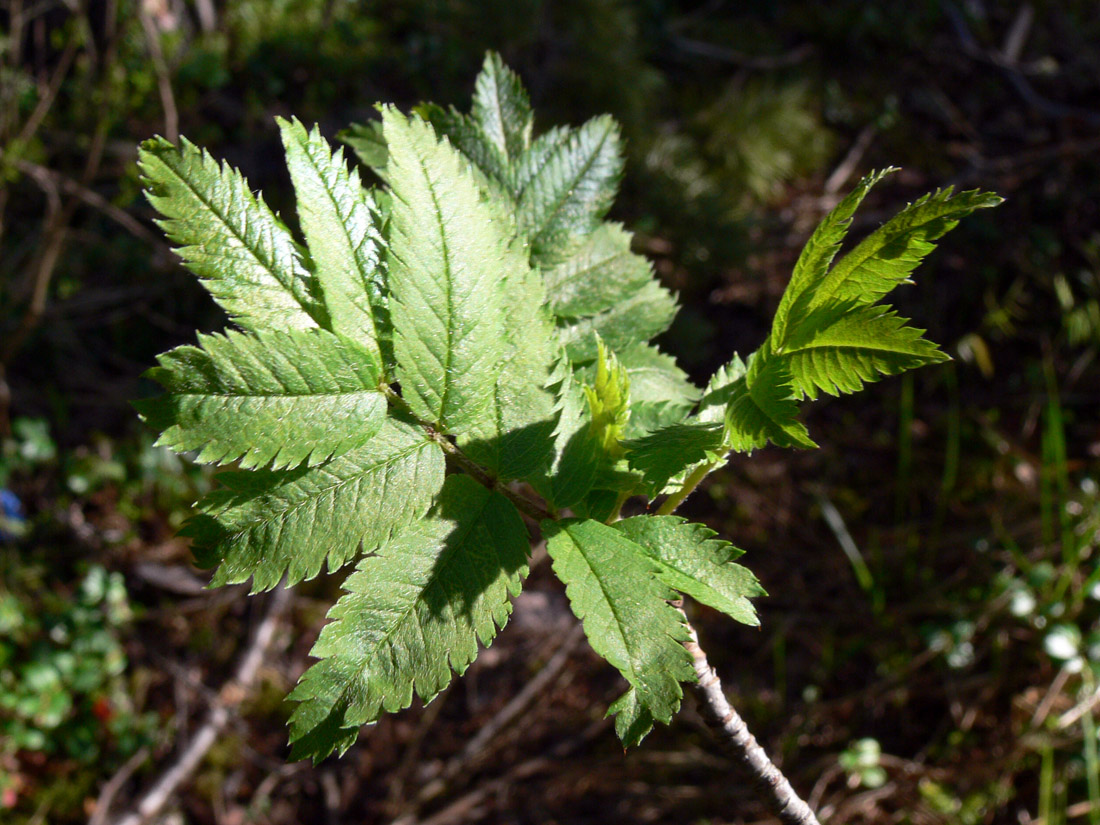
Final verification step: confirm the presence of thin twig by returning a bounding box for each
[88,747,150,825]
[103,585,292,825]
[138,6,179,143]
[396,719,611,825]
[682,617,822,825]
[1058,681,1100,730]
[670,36,814,70]
[0,150,164,247]
[824,125,876,196]
[14,37,78,149]
[941,1,1100,127]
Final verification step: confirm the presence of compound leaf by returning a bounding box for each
[382,108,508,433]
[184,418,445,592]
[613,516,764,626]
[279,118,389,365]
[138,136,323,332]
[137,328,384,470]
[543,519,695,740]
[288,474,528,762]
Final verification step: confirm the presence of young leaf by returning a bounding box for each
[184,418,445,592]
[771,168,895,345]
[136,328,384,470]
[382,108,509,433]
[624,423,724,496]
[805,186,1003,314]
[542,223,654,318]
[543,519,695,740]
[288,474,529,762]
[723,349,816,452]
[515,115,624,265]
[781,302,949,400]
[581,342,699,437]
[613,516,764,627]
[536,360,600,510]
[278,118,389,365]
[138,136,324,332]
[583,339,631,459]
[470,51,533,163]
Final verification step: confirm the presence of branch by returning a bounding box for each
[100,585,292,825]
[682,616,821,825]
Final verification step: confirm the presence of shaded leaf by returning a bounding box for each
[289,474,529,762]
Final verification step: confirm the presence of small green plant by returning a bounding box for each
[136,52,999,814]
[0,565,155,813]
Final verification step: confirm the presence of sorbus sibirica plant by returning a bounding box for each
[136,53,1000,822]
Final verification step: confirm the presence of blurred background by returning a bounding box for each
[2,1,1099,823]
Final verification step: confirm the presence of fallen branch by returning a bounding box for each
[99,585,292,825]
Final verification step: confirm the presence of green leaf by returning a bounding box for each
[510,124,569,199]
[624,423,724,496]
[382,108,509,433]
[582,342,699,437]
[138,136,323,332]
[416,103,511,188]
[471,51,533,163]
[516,115,623,265]
[136,328,384,470]
[697,355,748,425]
[613,516,764,626]
[288,474,529,762]
[772,168,895,346]
[340,120,388,177]
[805,186,1003,314]
[607,688,656,748]
[457,247,558,481]
[542,223,653,318]
[558,279,678,363]
[781,302,949,400]
[543,519,695,740]
[724,349,816,452]
[536,360,599,510]
[583,338,631,459]
[279,118,389,365]
[183,418,445,592]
